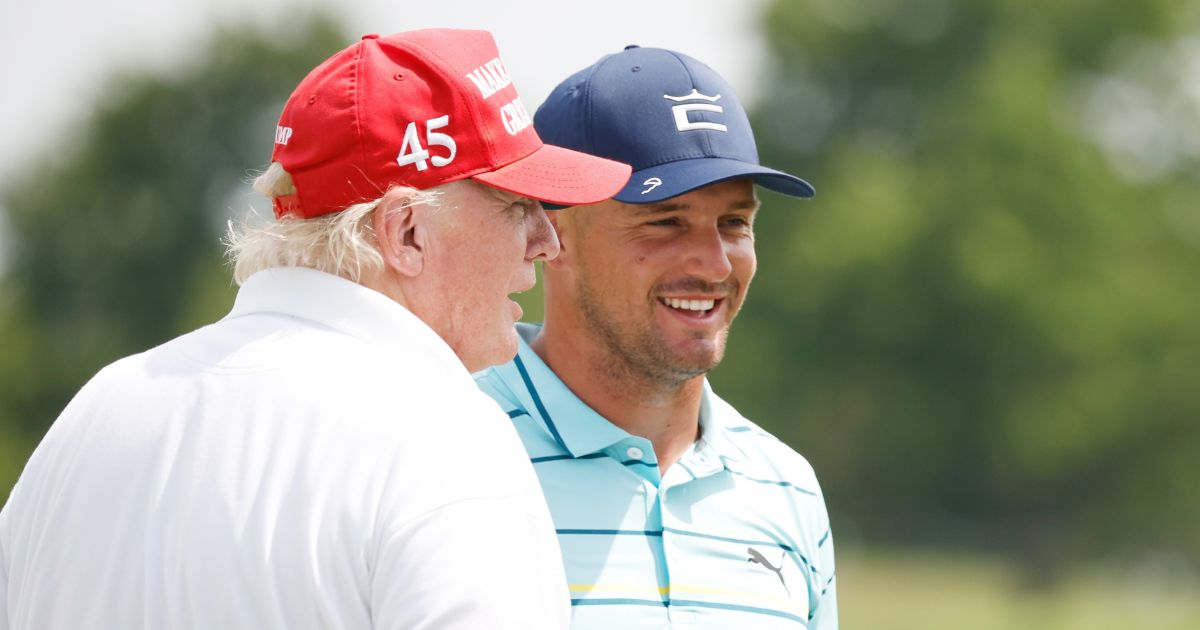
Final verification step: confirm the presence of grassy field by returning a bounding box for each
[838,548,1200,629]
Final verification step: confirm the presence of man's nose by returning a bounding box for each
[682,224,733,281]
[527,205,561,262]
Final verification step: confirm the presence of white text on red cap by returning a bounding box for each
[500,98,532,136]
[466,57,512,99]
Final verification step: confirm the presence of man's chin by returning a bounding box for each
[669,334,726,363]
[459,329,520,374]
[657,344,724,380]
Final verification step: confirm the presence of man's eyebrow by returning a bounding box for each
[733,198,761,212]
[630,197,760,215]
[482,184,532,207]
[631,202,689,215]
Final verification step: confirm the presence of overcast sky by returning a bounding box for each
[0,0,771,184]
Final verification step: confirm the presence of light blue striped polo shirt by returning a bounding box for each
[474,323,838,629]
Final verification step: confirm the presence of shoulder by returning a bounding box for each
[708,390,824,498]
[76,316,514,457]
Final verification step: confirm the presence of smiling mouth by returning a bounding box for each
[659,297,720,315]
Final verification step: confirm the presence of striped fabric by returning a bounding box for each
[474,324,838,629]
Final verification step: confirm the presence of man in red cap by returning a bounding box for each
[0,30,629,630]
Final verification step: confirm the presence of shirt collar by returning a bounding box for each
[697,379,750,464]
[502,323,748,464]
[225,266,465,373]
[504,323,629,458]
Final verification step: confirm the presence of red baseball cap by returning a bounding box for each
[270,29,632,219]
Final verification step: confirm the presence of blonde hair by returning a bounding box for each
[225,163,440,285]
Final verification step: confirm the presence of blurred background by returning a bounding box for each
[2,0,1198,627]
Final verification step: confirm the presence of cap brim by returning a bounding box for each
[472,144,632,207]
[615,157,815,204]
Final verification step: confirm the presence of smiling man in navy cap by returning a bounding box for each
[474,46,838,629]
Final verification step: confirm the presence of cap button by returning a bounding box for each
[624,44,640,50]
[362,33,380,40]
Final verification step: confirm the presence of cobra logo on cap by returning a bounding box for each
[663,89,727,133]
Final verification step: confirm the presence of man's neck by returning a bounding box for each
[530,323,704,474]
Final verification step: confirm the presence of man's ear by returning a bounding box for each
[375,188,425,278]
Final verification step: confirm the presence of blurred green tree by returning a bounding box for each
[714,0,1200,571]
[3,0,1198,578]
[0,16,348,502]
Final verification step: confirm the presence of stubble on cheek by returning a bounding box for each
[577,282,725,389]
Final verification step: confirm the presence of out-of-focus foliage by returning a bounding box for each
[1,0,1197,580]
[715,0,1200,570]
[838,548,1200,629]
[0,16,348,502]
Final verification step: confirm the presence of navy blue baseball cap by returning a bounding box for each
[533,45,814,205]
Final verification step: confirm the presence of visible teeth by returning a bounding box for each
[662,298,716,311]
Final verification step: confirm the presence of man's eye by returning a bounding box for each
[647,218,680,227]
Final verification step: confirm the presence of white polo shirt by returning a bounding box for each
[0,267,570,630]
[475,323,838,629]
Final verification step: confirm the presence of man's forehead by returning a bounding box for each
[460,179,532,206]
